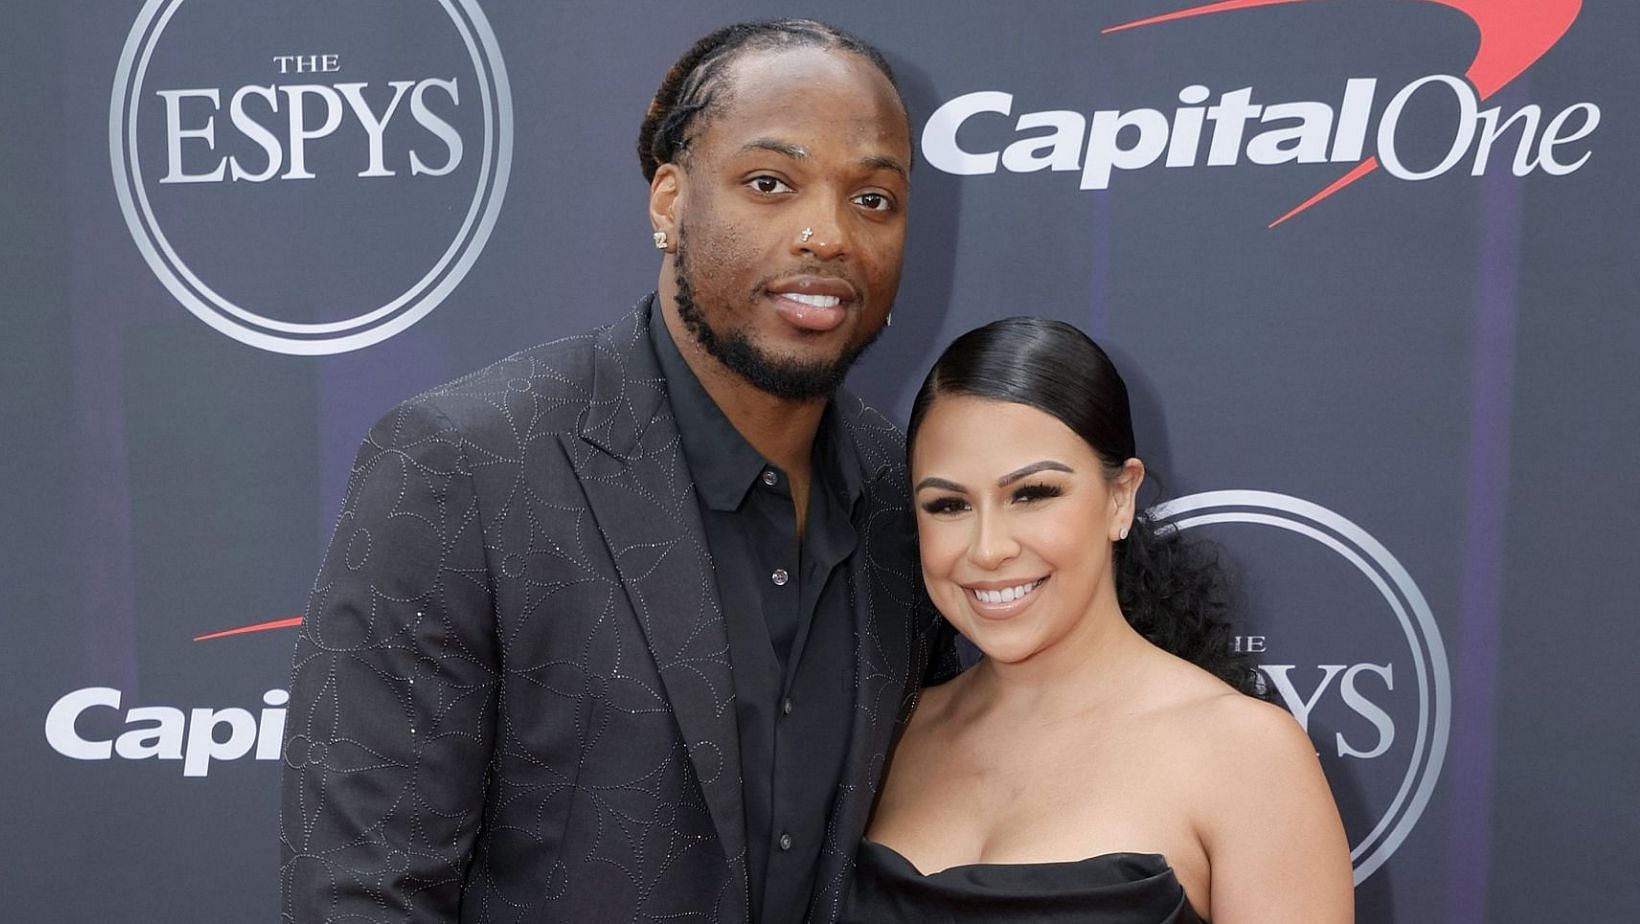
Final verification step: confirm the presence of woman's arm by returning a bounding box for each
[1196,695,1356,924]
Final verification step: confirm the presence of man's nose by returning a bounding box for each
[793,199,849,259]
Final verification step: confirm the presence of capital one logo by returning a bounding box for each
[110,0,513,354]
[923,0,1592,226]
[1150,490,1450,884]
[46,686,290,778]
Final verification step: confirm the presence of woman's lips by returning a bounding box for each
[965,577,1048,618]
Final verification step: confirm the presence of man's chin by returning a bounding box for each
[711,336,856,401]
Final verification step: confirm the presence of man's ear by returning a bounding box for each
[648,163,682,249]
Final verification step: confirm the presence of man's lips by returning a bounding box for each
[764,275,859,332]
[765,275,858,301]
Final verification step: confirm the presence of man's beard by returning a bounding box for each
[673,244,884,401]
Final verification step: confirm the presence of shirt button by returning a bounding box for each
[771,568,789,586]
[782,698,794,716]
[762,470,778,486]
[779,832,793,851]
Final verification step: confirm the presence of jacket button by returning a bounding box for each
[771,568,789,586]
[778,832,793,851]
[782,698,793,716]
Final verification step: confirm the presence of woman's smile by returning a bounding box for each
[964,576,1049,617]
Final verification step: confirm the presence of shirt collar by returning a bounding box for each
[650,301,775,511]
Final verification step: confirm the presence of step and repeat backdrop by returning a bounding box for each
[3,1,1635,920]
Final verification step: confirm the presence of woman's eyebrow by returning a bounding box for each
[997,460,1073,486]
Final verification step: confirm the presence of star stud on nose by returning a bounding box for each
[799,227,814,243]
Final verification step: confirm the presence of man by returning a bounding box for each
[281,19,950,924]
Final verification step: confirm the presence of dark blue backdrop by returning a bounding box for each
[3,1,1635,920]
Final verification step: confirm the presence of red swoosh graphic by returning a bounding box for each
[1104,0,1582,226]
[193,615,304,641]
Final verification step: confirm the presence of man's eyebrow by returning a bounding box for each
[997,460,1073,486]
[914,476,965,493]
[738,139,908,181]
[741,138,809,160]
[858,154,909,181]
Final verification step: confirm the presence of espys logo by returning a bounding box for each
[922,0,1591,226]
[1150,490,1450,884]
[110,0,513,354]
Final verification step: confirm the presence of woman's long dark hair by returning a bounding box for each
[907,317,1264,697]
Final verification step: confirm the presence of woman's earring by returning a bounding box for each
[1118,527,1130,541]
[652,230,668,250]
[886,312,893,327]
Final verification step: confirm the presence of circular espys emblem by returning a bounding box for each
[1149,490,1451,884]
[110,0,512,355]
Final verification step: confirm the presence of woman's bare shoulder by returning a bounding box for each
[1134,654,1323,795]
[1196,687,1316,768]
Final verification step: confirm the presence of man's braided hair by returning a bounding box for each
[636,18,905,183]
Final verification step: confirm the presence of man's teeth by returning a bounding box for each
[972,580,1043,605]
[779,292,841,309]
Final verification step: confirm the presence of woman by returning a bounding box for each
[842,318,1353,923]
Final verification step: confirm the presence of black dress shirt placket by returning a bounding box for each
[647,307,863,924]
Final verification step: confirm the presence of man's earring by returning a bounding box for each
[652,230,668,250]
[886,312,893,327]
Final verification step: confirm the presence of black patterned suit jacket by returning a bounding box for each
[280,296,947,923]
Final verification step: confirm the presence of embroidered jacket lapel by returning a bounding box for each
[566,301,747,867]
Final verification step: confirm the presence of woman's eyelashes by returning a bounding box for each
[919,482,1065,516]
[1011,482,1064,504]
[920,495,969,516]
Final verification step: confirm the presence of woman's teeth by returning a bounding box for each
[780,293,840,308]
[972,579,1043,605]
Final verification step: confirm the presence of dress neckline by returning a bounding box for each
[860,838,1176,879]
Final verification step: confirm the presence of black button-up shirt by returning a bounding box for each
[650,307,862,923]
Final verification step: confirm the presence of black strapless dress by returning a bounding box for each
[839,841,1206,923]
